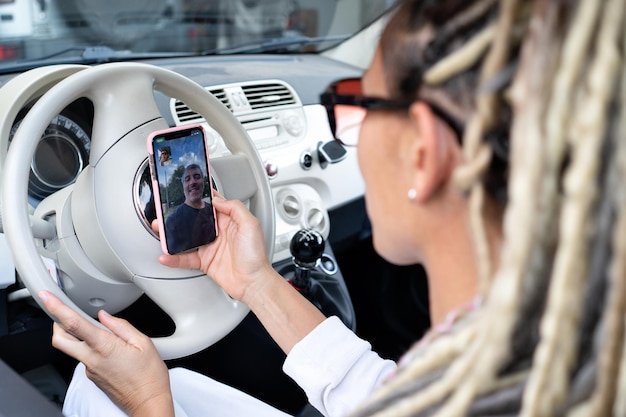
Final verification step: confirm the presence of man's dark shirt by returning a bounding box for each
[164,202,217,253]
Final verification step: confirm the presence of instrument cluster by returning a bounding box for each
[9,98,93,204]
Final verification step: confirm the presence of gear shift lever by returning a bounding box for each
[280,228,356,330]
[289,229,325,290]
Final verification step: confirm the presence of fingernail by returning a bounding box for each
[38,290,49,302]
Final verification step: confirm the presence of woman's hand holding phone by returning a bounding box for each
[158,195,274,305]
[147,125,275,303]
[158,195,327,356]
[146,127,325,354]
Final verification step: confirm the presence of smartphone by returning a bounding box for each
[146,124,218,254]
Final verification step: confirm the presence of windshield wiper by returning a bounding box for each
[32,46,121,62]
[0,46,197,74]
[201,35,351,55]
[32,46,197,63]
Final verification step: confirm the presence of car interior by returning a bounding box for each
[0,1,430,415]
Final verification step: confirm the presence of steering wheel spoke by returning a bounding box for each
[211,154,260,201]
[133,275,248,359]
[86,69,164,165]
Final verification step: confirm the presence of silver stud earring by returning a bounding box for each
[408,188,417,201]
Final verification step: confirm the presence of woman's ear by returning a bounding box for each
[407,102,457,203]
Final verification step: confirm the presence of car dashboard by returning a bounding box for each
[0,53,365,266]
[158,54,366,262]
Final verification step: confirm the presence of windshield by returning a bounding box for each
[0,0,395,68]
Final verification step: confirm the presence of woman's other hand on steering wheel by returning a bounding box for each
[37,290,174,417]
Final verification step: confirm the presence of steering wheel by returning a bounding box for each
[1,63,275,360]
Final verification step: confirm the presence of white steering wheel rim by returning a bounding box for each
[1,62,275,360]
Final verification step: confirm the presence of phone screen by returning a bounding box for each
[148,125,217,254]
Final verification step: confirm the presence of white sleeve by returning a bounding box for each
[283,316,397,417]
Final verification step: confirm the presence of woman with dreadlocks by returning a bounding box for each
[347,0,626,415]
[38,0,626,415]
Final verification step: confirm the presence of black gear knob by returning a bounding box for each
[290,229,325,268]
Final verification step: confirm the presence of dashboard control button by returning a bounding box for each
[306,208,326,230]
[283,114,303,136]
[265,160,278,178]
[300,151,313,170]
[282,195,301,218]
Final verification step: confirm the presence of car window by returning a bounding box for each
[0,0,396,71]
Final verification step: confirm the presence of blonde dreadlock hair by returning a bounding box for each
[348,0,626,416]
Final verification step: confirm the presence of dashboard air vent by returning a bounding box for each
[172,82,299,124]
[173,88,229,123]
[242,83,296,110]
[209,88,231,110]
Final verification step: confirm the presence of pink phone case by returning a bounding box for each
[146,124,218,254]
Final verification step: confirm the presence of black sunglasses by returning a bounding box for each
[320,77,463,146]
